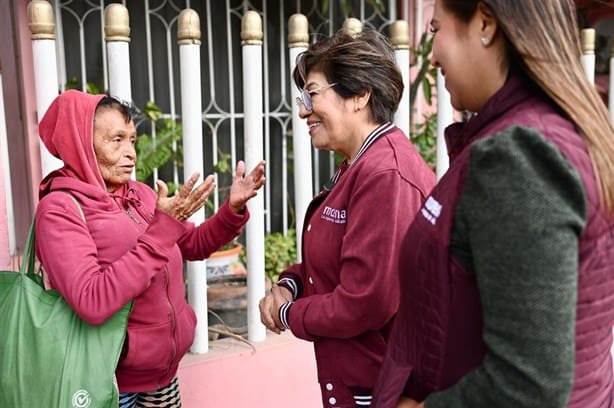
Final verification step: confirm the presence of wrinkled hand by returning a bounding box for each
[396,396,424,408]
[228,160,266,213]
[156,172,215,222]
[259,285,293,334]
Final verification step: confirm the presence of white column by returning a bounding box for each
[391,20,411,138]
[28,0,63,178]
[178,9,208,353]
[581,28,595,85]
[242,11,266,342]
[288,13,311,261]
[436,69,451,179]
[104,4,132,102]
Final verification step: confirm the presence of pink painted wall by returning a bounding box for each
[0,121,9,269]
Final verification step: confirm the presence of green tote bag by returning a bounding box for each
[0,224,131,408]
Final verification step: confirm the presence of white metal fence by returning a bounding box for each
[48,0,408,232]
[24,0,613,353]
[27,0,412,352]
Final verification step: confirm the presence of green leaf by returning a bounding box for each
[86,82,101,95]
[321,0,329,14]
[143,101,162,121]
[212,148,232,175]
[134,105,183,182]
[262,229,297,282]
[422,77,433,105]
[370,0,385,14]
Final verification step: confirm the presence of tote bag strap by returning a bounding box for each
[64,194,135,313]
[20,224,36,277]
[67,195,85,222]
[39,194,85,289]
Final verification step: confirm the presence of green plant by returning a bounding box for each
[65,77,101,95]
[411,112,437,169]
[409,33,437,110]
[239,229,297,282]
[263,229,297,282]
[135,102,183,194]
[409,32,438,170]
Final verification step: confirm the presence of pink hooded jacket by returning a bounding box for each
[35,90,248,392]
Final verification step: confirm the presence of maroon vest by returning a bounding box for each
[373,75,614,407]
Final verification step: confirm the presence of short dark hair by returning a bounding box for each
[293,28,404,124]
[95,96,142,125]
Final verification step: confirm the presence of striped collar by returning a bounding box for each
[325,122,395,190]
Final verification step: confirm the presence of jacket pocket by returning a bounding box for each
[120,322,173,372]
[174,305,197,360]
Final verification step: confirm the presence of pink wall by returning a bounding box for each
[0,0,43,268]
[0,122,9,269]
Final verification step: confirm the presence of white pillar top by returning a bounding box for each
[241,11,263,45]
[288,14,308,48]
[178,8,201,45]
[104,4,131,43]
[342,18,362,36]
[391,20,409,50]
[581,28,595,55]
[28,0,55,40]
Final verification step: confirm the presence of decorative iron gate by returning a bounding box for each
[54,0,400,234]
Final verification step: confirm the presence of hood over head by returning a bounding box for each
[38,90,107,197]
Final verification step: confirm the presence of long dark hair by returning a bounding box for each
[442,0,614,214]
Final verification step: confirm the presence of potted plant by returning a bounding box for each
[206,241,246,279]
[207,230,297,337]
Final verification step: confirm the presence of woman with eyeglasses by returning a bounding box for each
[259,29,435,407]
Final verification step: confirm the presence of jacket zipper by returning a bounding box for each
[159,265,177,387]
[125,203,176,386]
[125,209,144,226]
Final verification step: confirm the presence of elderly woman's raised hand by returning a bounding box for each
[228,160,266,213]
[156,173,216,222]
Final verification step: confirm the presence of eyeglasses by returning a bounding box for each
[295,83,338,112]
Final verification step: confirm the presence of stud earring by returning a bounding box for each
[481,36,490,46]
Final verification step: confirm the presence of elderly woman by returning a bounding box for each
[35,90,265,407]
[259,29,435,407]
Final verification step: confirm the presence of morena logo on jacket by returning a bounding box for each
[321,205,347,224]
[421,196,442,226]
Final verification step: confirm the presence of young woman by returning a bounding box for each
[373,1,614,407]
